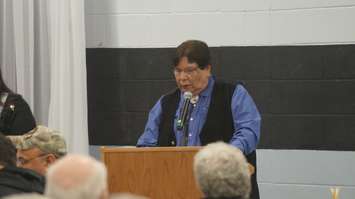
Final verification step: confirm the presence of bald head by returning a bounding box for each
[48,155,97,188]
[45,154,108,199]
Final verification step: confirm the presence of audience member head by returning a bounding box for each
[110,193,149,199]
[0,133,17,168]
[45,154,108,199]
[193,142,251,199]
[10,125,67,175]
[0,68,13,95]
[2,193,50,199]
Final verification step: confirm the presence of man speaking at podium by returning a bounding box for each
[137,40,261,199]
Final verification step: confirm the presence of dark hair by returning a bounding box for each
[0,133,17,167]
[0,68,13,95]
[173,40,211,69]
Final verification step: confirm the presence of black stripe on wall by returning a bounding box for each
[86,45,355,151]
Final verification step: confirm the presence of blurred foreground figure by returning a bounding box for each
[45,154,109,199]
[194,142,251,199]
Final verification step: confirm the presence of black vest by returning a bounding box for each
[158,81,259,199]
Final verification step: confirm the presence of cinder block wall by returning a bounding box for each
[85,1,355,198]
[85,0,355,47]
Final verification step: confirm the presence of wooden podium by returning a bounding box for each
[101,146,203,199]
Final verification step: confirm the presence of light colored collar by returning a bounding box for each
[0,92,8,105]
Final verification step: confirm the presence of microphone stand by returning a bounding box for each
[181,97,197,146]
[181,112,190,146]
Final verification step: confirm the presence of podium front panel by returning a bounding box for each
[101,147,203,199]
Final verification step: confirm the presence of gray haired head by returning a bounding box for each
[193,142,251,199]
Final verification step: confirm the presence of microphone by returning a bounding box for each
[176,91,193,131]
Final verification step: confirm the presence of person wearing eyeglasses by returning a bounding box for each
[0,133,44,197]
[136,40,261,199]
[9,125,67,176]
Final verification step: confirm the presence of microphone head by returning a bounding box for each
[183,91,193,100]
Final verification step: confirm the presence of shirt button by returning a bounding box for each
[190,118,193,121]
[171,141,175,145]
[189,134,192,137]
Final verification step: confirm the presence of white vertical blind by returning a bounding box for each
[0,0,89,154]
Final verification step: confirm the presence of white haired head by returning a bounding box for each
[45,154,108,199]
[193,142,251,199]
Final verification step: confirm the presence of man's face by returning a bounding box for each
[174,57,211,96]
[17,147,56,176]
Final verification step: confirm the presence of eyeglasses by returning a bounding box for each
[17,153,49,166]
[173,67,200,77]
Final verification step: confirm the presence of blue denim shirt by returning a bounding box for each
[137,77,261,154]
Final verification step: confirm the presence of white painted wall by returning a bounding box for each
[85,1,355,198]
[85,0,355,48]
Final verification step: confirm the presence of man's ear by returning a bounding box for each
[45,154,57,165]
[205,64,212,72]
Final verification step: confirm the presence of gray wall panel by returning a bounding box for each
[259,183,355,199]
[258,150,355,186]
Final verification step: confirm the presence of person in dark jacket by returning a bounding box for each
[0,133,44,197]
[0,68,36,135]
